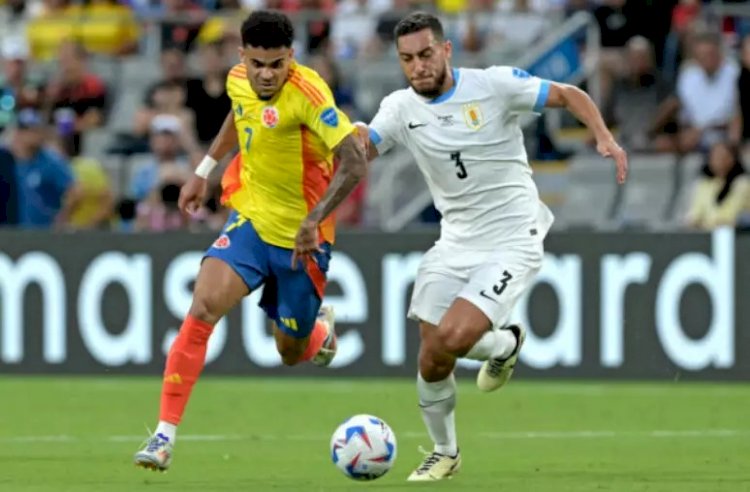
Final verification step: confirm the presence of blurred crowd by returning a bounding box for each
[0,0,749,232]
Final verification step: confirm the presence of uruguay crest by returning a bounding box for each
[463,103,483,130]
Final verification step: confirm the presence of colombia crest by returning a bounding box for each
[262,106,279,128]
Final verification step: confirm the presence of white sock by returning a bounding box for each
[417,372,457,457]
[464,328,516,361]
[155,421,177,443]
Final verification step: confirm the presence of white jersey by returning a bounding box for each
[369,66,555,249]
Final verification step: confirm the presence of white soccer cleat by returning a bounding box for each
[406,448,461,481]
[134,433,173,472]
[477,324,526,392]
[311,305,337,367]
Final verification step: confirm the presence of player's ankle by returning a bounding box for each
[434,445,458,457]
[155,421,177,443]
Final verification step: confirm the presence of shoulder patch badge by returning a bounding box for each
[320,107,339,127]
[512,67,531,79]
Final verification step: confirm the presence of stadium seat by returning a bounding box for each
[556,153,618,229]
[120,56,161,92]
[615,153,678,230]
[107,89,145,134]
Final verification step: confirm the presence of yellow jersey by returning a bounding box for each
[27,4,139,61]
[222,62,355,249]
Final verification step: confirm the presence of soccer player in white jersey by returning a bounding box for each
[357,12,628,482]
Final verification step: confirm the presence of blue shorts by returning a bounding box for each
[204,211,331,338]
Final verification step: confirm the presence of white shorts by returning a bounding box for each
[408,240,544,329]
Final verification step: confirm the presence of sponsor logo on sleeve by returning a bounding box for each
[320,107,339,127]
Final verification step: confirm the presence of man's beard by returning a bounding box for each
[411,65,448,99]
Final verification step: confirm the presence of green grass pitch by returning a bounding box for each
[1,377,749,491]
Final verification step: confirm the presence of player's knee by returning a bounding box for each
[419,357,453,382]
[436,322,475,356]
[188,293,224,325]
[419,348,454,382]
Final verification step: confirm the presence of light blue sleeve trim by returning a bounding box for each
[533,80,551,113]
[369,127,382,145]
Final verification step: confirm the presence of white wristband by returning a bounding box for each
[195,156,218,179]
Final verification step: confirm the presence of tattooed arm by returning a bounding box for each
[291,133,367,266]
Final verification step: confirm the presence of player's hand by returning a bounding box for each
[292,219,322,270]
[178,175,208,215]
[597,138,628,184]
[353,122,370,154]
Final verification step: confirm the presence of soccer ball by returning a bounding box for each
[330,414,397,481]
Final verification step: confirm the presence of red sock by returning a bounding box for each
[300,320,328,362]
[159,315,214,425]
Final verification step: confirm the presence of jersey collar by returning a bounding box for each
[427,68,460,105]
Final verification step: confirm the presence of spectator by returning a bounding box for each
[608,36,670,152]
[330,0,378,60]
[144,48,194,104]
[497,0,564,12]
[0,147,19,225]
[0,0,33,48]
[685,141,749,230]
[142,48,204,144]
[455,0,493,53]
[134,81,200,154]
[297,0,335,55]
[651,31,740,153]
[662,0,701,87]
[307,54,361,120]
[135,182,190,232]
[564,0,591,17]
[6,108,75,228]
[53,137,114,230]
[738,34,750,145]
[159,0,207,53]
[0,37,46,134]
[436,0,467,15]
[130,114,193,202]
[592,0,639,114]
[44,41,108,156]
[114,198,137,232]
[459,0,550,54]
[77,0,140,57]
[372,0,424,50]
[189,42,231,145]
[195,4,245,64]
[593,0,638,50]
[26,0,76,62]
[632,0,678,71]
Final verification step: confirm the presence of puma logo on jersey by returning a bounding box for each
[408,122,427,129]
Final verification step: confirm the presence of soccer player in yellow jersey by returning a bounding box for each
[134,11,367,472]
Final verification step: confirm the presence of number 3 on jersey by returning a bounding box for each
[450,152,468,179]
